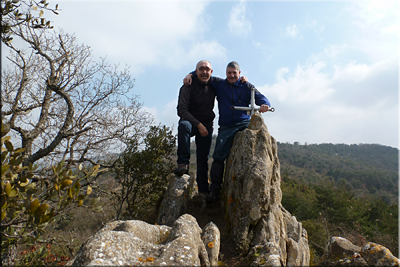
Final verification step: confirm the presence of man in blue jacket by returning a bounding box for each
[185,61,271,203]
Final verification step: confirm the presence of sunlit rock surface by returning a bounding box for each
[222,113,310,266]
[157,174,194,226]
[68,214,210,266]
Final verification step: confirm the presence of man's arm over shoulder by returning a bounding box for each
[209,76,224,83]
[177,85,201,126]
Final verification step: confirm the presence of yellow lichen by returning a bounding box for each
[208,242,214,248]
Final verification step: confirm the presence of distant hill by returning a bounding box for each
[190,137,398,203]
[277,142,399,204]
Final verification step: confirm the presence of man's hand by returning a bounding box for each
[197,123,208,137]
[259,104,270,113]
[184,74,193,85]
[240,76,248,83]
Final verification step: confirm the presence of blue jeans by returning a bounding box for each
[177,120,213,193]
[210,119,250,194]
[212,120,250,162]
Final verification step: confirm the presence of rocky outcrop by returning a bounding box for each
[68,214,212,266]
[319,236,367,266]
[157,174,194,226]
[361,242,400,266]
[319,237,399,266]
[222,114,310,266]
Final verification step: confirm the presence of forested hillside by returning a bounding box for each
[278,142,398,204]
[276,142,398,261]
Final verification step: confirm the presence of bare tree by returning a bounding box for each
[1,0,59,44]
[1,4,157,265]
[1,23,153,168]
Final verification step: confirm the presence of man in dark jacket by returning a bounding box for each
[174,60,215,195]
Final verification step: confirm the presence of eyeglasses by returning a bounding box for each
[198,66,212,72]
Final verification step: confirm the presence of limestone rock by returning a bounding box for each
[361,242,400,266]
[68,214,210,266]
[222,114,310,265]
[202,221,220,266]
[325,236,361,259]
[319,236,367,266]
[157,174,194,226]
[246,242,283,266]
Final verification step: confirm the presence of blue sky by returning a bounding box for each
[4,0,399,148]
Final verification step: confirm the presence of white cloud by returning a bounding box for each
[228,0,252,37]
[285,23,299,38]
[347,0,399,62]
[351,0,398,26]
[143,99,179,135]
[159,99,179,129]
[258,55,398,147]
[276,67,289,82]
[320,44,350,60]
[332,61,372,83]
[262,61,333,104]
[330,58,398,107]
[49,1,221,74]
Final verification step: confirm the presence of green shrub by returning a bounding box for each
[113,124,175,221]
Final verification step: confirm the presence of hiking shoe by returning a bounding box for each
[206,192,219,203]
[174,164,189,176]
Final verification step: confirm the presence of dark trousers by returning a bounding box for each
[177,120,213,193]
[209,120,250,194]
[209,159,225,194]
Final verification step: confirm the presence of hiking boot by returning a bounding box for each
[174,164,189,176]
[206,192,219,203]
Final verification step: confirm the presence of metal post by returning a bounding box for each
[250,87,255,116]
[233,88,275,114]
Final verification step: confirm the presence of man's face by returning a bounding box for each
[196,62,213,83]
[226,67,241,84]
